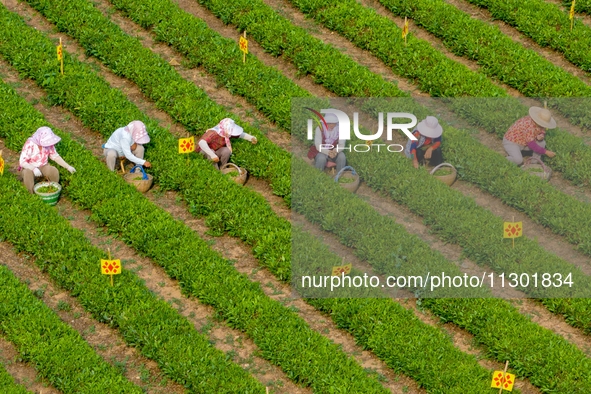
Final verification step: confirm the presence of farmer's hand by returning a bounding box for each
[251,137,257,145]
[413,157,419,169]
[211,156,219,163]
[67,165,76,174]
[424,147,433,159]
[33,167,42,177]
[143,161,152,168]
[545,150,556,158]
[328,149,337,159]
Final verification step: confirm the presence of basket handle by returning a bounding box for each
[334,166,357,183]
[221,162,242,174]
[523,156,548,173]
[129,165,149,180]
[429,162,456,175]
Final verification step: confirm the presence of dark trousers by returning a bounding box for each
[416,146,443,167]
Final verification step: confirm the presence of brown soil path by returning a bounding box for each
[0,45,424,394]
[0,239,185,394]
[545,0,591,28]
[0,144,306,394]
[450,0,591,85]
[0,2,588,390]
[0,333,59,394]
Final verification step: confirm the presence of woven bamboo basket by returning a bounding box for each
[124,165,153,193]
[429,163,457,186]
[334,166,360,193]
[221,163,248,185]
[522,156,551,181]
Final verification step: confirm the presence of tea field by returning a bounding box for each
[1,0,591,392]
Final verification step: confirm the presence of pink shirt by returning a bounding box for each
[504,116,544,146]
[19,139,59,170]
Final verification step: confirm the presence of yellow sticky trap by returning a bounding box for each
[57,43,63,61]
[0,151,4,175]
[239,36,248,54]
[101,259,121,275]
[178,136,195,153]
[503,222,522,238]
[491,371,515,391]
[402,17,409,39]
[332,263,352,276]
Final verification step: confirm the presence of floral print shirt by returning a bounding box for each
[19,139,59,170]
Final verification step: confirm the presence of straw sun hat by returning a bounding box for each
[529,107,556,129]
[417,116,443,138]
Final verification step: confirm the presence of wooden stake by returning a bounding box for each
[266,388,269,394]
[120,160,126,174]
[108,248,114,287]
[243,31,246,64]
[570,0,576,31]
[512,216,515,249]
[499,360,509,394]
[59,38,64,76]
[404,17,408,46]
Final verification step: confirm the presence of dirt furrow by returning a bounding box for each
[545,0,591,28]
[0,143,307,394]
[0,0,290,149]
[1,2,587,390]
[241,179,541,393]
[450,0,591,87]
[0,333,59,394]
[0,37,425,393]
[4,0,590,365]
[106,0,333,99]
[0,239,184,394]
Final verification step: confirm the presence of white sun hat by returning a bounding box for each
[417,116,443,138]
[323,113,339,124]
[529,106,556,129]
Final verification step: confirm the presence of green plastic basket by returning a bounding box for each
[34,181,62,206]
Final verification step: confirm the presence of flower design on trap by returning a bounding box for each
[491,371,515,391]
[331,263,352,276]
[503,221,522,239]
[101,259,121,275]
[239,36,248,53]
[178,137,195,153]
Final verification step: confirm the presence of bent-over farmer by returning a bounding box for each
[103,120,151,171]
[18,127,76,193]
[503,107,556,165]
[196,118,257,170]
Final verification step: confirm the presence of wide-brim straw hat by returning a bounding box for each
[529,107,556,129]
[417,116,443,138]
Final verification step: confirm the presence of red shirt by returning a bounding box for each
[196,130,226,153]
[504,116,544,146]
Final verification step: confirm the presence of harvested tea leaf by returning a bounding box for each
[37,185,58,193]
[433,168,452,176]
[338,176,355,184]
